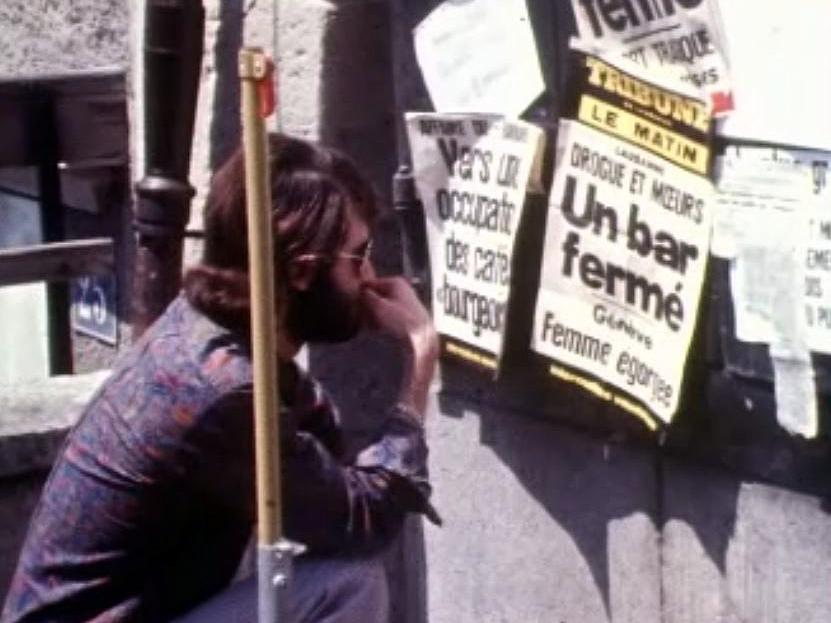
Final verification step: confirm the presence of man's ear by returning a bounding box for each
[286,259,317,291]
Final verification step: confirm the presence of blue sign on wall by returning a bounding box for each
[71,275,118,345]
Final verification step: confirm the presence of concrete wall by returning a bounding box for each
[0,0,128,78]
[424,392,831,623]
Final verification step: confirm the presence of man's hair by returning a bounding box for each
[183,133,378,331]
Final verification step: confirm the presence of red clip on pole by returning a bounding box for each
[257,58,276,119]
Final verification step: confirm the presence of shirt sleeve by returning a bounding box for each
[289,365,346,461]
[189,378,440,556]
[282,400,441,555]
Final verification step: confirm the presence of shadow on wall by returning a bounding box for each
[436,362,743,620]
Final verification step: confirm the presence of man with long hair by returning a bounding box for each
[3,134,439,622]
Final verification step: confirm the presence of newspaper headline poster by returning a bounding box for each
[571,0,732,114]
[407,113,544,370]
[531,47,714,425]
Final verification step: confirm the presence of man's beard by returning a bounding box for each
[284,270,363,344]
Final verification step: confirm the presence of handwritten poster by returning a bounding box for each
[571,0,732,114]
[407,113,544,370]
[531,47,714,425]
[414,0,545,116]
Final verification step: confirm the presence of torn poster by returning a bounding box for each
[406,113,544,370]
[712,149,825,437]
[570,0,732,114]
[713,149,831,353]
[413,0,545,116]
[531,45,714,426]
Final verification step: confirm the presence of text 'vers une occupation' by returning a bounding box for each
[417,118,530,340]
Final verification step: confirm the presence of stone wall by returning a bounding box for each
[0,0,128,79]
[424,394,831,623]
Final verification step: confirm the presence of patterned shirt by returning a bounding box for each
[2,294,437,622]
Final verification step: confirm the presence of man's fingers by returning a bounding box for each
[363,277,420,309]
[361,286,385,309]
[361,287,393,321]
[363,276,409,298]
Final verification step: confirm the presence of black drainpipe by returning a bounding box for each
[132,0,205,337]
[390,0,431,305]
[28,87,73,374]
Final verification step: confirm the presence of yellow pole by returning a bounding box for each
[239,47,282,549]
[241,46,298,623]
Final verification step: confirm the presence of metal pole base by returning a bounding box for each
[257,539,305,623]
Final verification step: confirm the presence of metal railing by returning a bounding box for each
[0,238,114,288]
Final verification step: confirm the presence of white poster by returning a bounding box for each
[407,113,544,369]
[713,149,831,354]
[710,149,827,437]
[716,0,831,150]
[414,0,545,116]
[805,204,831,351]
[532,48,714,424]
[571,0,732,114]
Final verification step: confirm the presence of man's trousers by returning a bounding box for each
[174,555,389,623]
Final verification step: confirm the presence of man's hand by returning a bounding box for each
[362,277,439,417]
[362,277,435,348]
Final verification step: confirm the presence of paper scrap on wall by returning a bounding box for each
[414,0,545,116]
[531,45,714,425]
[570,0,732,114]
[407,113,544,370]
[713,149,831,355]
[711,148,830,437]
